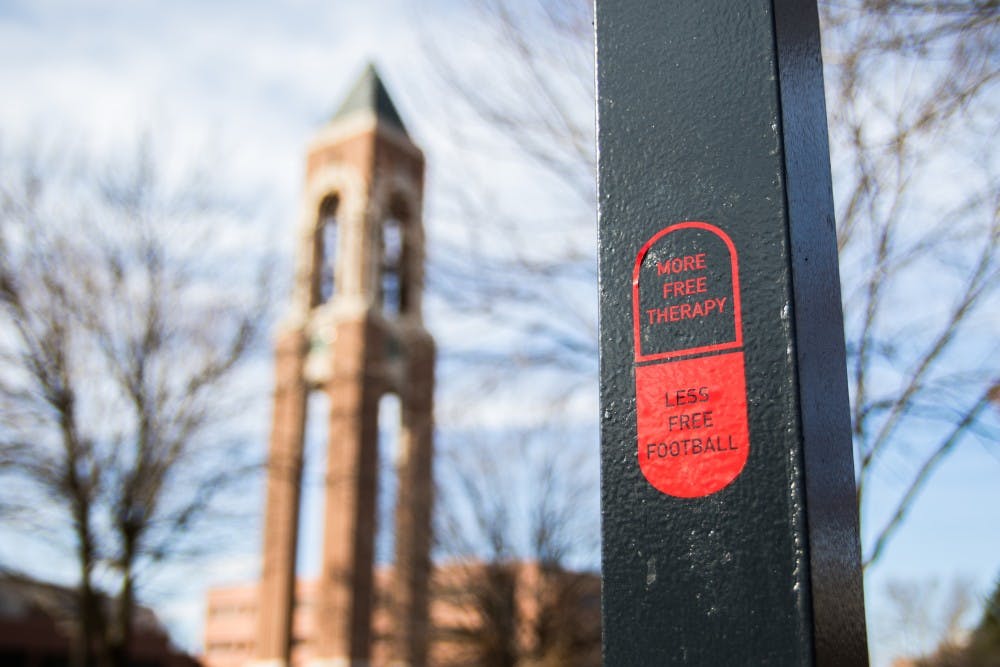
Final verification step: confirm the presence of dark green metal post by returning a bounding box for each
[596,1,868,664]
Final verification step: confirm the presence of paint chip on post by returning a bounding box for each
[632,222,749,498]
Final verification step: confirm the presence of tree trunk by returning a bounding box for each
[73,507,107,667]
[109,541,137,667]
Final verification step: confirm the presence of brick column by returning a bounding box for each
[256,329,309,666]
[313,316,381,667]
[389,336,435,667]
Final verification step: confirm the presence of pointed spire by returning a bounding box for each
[331,63,408,135]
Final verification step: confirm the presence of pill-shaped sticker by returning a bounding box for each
[632,222,750,498]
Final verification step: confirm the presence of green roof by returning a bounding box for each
[332,63,408,135]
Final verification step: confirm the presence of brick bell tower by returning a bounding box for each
[255,64,435,667]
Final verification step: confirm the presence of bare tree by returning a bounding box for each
[0,138,268,667]
[418,0,597,398]
[417,0,999,570]
[889,573,1000,666]
[820,0,1000,568]
[880,576,978,659]
[432,426,600,666]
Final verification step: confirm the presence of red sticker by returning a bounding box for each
[632,222,749,498]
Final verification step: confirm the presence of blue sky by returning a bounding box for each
[0,2,996,666]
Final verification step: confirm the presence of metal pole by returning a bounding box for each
[596,2,868,664]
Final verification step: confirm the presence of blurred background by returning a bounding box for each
[0,1,996,666]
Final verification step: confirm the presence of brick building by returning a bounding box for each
[0,573,198,667]
[202,562,600,667]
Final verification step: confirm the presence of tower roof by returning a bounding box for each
[331,64,408,135]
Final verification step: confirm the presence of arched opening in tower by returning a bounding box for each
[297,390,331,579]
[314,194,339,306]
[377,393,402,566]
[379,195,411,316]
